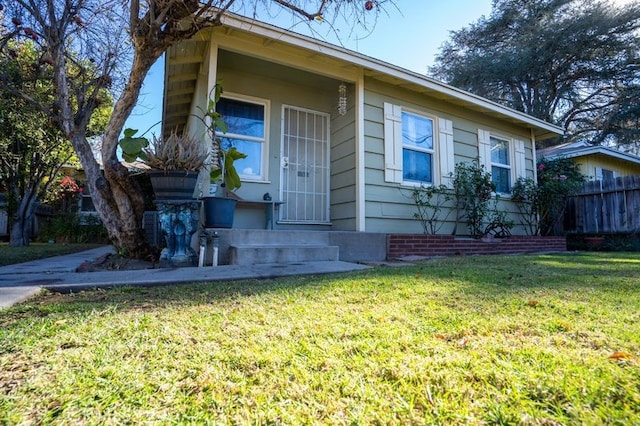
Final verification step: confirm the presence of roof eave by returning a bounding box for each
[541,146,640,165]
[219,14,564,140]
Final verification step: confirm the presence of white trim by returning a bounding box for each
[218,92,270,182]
[479,129,529,194]
[385,103,441,186]
[206,41,219,102]
[477,129,492,170]
[438,118,454,187]
[383,102,403,184]
[595,167,616,182]
[514,139,526,179]
[595,167,604,181]
[490,134,513,194]
[531,129,538,184]
[203,41,220,195]
[401,110,437,186]
[355,71,366,232]
[540,145,640,166]
[279,104,331,224]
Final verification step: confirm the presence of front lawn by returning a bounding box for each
[0,243,104,266]
[1,253,639,424]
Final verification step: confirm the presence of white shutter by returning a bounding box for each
[383,102,403,183]
[514,139,526,179]
[438,118,455,187]
[477,129,492,170]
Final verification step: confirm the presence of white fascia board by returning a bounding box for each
[221,14,564,139]
[545,146,640,165]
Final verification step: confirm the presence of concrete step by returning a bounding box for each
[225,229,331,246]
[229,244,339,265]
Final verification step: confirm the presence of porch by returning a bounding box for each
[143,213,566,267]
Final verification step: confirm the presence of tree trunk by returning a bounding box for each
[69,131,151,258]
[72,50,163,259]
[8,187,38,247]
[9,217,31,247]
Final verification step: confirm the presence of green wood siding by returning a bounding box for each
[362,78,537,236]
[330,105,357,230]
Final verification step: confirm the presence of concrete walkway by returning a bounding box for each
[0,246,370,309]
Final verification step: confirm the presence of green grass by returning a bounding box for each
[1,252,639,424]
[0,243,103,266]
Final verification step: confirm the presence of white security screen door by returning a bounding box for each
[280,106,330,223]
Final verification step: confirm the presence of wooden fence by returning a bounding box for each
[565,176,640,234]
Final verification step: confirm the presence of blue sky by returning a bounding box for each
[125,1,495,136]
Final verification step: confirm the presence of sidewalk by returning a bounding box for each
[0,246,370,310]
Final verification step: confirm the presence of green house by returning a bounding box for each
[163,13,563,236]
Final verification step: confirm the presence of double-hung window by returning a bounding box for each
[479,129,526,195]
[490,136,512,194]
[216,95,268,181]
[384,102,455,186]
[402,111,434,184]
[384,102,454,187]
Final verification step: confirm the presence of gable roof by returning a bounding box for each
[163,13,564,140]
[537,141,640,166]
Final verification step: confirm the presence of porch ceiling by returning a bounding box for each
[163,38,208,137]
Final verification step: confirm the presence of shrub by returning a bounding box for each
[452,160,495,238]
[38,213,108,244]
[483,197,514,237]
[512,177,539,236]
[536,158,584,235]
[512,158,584,236]
[408,184,453,234]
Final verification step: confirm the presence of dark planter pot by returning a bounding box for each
[202,196,237,228]
[149,170,199,200]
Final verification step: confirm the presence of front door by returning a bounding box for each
[280,106,330,224]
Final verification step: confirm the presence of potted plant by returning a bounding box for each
[120,129,208,267]
[119,129,208,200]
[200,84,247,228]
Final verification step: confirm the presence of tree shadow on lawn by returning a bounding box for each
[2,252,638,325]
[0,273,355,325]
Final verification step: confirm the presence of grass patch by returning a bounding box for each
[0,243,103,266]
[1,252,639,423]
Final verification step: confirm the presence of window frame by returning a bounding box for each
[601,168,615,182]
[489,134,514,194]
[217,92,270,183]
[400,109,438,186]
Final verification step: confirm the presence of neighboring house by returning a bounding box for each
[537,141,640,182]
[162,13,563,236]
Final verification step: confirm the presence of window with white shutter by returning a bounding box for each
[384,103,453,186]
[478,130,527,194]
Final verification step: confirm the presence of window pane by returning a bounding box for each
[602,169,614,182]
[403,149,432,183]
[217,98,265,138]
[402,112,433,150]
[492,166,511,193]
[220,137,262,178]
[490,137,509,165]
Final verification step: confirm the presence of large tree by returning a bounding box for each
[0,40,110,246]
[430,0,640,146]
[0,0,393,257]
